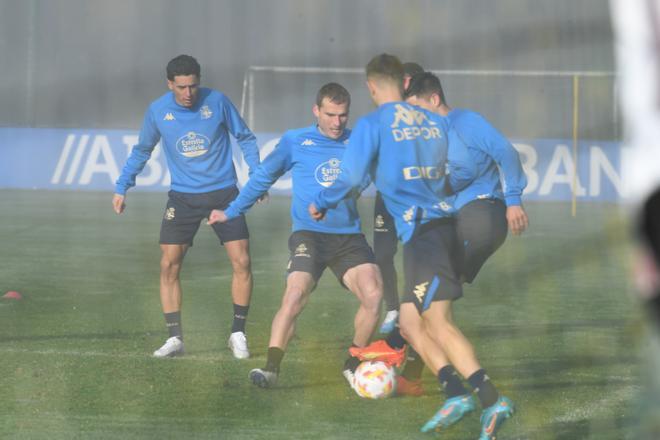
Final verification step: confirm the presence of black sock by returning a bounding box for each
[385,326,407,349]
[231,303,249,333]
[467,369,499,408]
[438,365,468,398]
[264,347,285,373]
[402,348,425,380]
[164,311,182,340]
[344,355,361,373]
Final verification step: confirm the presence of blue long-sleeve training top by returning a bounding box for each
[115,88,260,195]
[225,124,365,234]
[449,109,527,209]
[314,102,476,243]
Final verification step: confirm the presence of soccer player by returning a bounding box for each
[207,83,382,389]
[374,61,426,335]
[310,54,514,439]
[112,55,260,359]
[394,71,528,397]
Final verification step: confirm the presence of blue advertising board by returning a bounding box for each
[0,128,625,202]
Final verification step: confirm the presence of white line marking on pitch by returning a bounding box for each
[553,384,637,424]
[0,347,230,362]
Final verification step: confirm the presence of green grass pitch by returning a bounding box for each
[0,190,644,439]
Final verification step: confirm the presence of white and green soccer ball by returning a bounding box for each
[353,361,397,399]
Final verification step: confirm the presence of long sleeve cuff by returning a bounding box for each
[504,195,522,206]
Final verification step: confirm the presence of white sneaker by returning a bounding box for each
[228,331,250,359]
[249,368,278,388]
[379,310,400,334]
[343,368,357,391]
[153,336,184,358]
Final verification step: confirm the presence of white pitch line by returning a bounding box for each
[0,346,314,363]
[552,384,638,424]
[0,347,236,363]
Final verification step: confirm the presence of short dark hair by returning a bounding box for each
[366,53,404,92]
[166,55,201,81]
[316,82,351,107]
[405,72,447,104]
[402,62,424,78]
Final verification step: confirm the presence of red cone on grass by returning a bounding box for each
[3,291,22,300]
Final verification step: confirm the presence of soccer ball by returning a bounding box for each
[353,361,397,399]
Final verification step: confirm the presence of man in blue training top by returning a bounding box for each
[310,54,514,440]
[393,72,529,398]
[374,61,426,336]
[207,83,382,389]
[112,55,260,360]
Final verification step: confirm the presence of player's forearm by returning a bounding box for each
[237,136,261,172]
[114,147,154,194]
[315,180,354,211]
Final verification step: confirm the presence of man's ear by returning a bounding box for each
[366,79,377,97]
[432,93,441,108]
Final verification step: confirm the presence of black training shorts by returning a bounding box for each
[456,199,508,283]
[401,219,463,314]
[287,230,375,286]
[160,186,249,246]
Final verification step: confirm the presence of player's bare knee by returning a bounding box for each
[362,285,382,311]
[230,253,252,276]
[160,258,182,281]
[281,287,307,316]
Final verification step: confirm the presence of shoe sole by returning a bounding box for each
[352,353,405,368]
[229,346,250,359]
[249,371,272,388]
[153,348,184,358]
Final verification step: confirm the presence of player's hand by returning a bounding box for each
[506,205,528,235]
[257,192,270,204]
[112,194,126,214]
[308,203,326,221]
[207,209,228,225]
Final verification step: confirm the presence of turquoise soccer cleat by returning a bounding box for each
[478,396,515,439]
[420,394,476,433]
[379,310,399,334]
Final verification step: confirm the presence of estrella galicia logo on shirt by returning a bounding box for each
[314,158,341,188]
[176,131,210,158]
[390,104,442,142]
